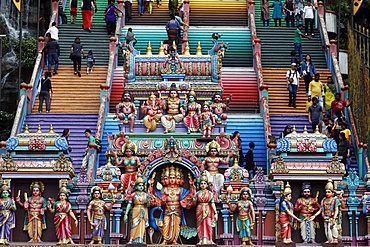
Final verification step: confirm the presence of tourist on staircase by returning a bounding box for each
[58,0,68,24]
[261,0,270,27]
[38,72,53,113]
[324,76,336,117]
[303,0,315,36]
[86,50,96,74]
[45,22,59,42]
[81,0,95,32]
[125,0,132,23]
[331,93,351,120]
[308,73,325,109]
[124,28,137,46]
[318,114,333,137]
[338,132,350,171]
[166,14,182,46]
[294,0,304,26]
[270,0,283,27]
[168,0,178,15]
[308,97,322,132]
[300,54,316,94]
[104,0,121,35]
[69,0,78,24]
[280,125,292,138]
[284,0,295,27]
[286,62,300,107]
[137,0,145,16]
[42,33,60,75]
[70,37,85,77]
[294,25,311,63]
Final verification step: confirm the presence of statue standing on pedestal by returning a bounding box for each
[294,182,321,244]
[279,182,302,244]
[16,181,47,242]
[141,92,164,133]
[148,166,196,244]
[124,175,151,244]
[227,187,255,246]
[114,141,141,192]
[47,185,78,245]
[195,173,217,245]
[182,90,201,134]
[161,84,184,134]
[203,140,232,194]
[87,186,115,245]
[114,91,137,133]
[321,179,345,244]
[0,185,16,245]
[200,103,216,138]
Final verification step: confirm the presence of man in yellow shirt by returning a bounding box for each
[308,73,325,109]
[340,122,351,144]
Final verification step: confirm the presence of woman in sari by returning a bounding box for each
[124,175,150,244]
[195,173,217,245]
[47,186,78,245]
[0,187,16,245]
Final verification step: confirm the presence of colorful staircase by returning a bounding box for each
[257,27,327,68]
[226,115,267,171]
[99,113,120,166]
[221,67,259,113]
[23,114,98,172]
[64,0,109,25]
[263,68,332,115]
[254,0,263,27]
[189,0,247,26]
[130,1,172,25]
[109,66,125,113]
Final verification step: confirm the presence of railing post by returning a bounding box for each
[117,0,124,27]
[329,39,337,75]
[248,0,255,29]
[182,0,190,54]
[318,1,324,15]
[110,37,118,68]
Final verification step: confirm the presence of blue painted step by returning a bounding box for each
[226,115,267,170]
[23,113,98,173]
[99,113,120,166]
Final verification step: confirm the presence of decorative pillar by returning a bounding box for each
[346,169,360,246]
[329,39,337,56]
[75,165,90,244]
[181,0,190,53]
[254,167,267,245]
[117,0,124,27]
[110,37,118,67]
[318,1,324,15]
[270,181,283,243]
[248,0,255,16]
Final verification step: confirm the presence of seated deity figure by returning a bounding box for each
[161,47,185,74]
[148,166,196,244]
[161,84,184,134]
[203,140,233,194]
[140,92,164,133]
[210,93,230,124]
[181,89,201,134]
[113,91,137,133]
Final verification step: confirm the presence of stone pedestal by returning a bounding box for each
[276,242,296,247]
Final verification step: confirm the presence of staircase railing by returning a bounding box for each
[91,4,123,181]
[181,0,190,54]
[248,0,272,174]
[10,7,57,137]
[317,1,367,179]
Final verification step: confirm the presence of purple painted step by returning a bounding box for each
[23,113,98,173]
[270,114,358,172]
[270,115,312,139]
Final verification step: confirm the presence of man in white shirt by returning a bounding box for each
[45,22,59,41]
[286,63,300,107]
[303,0,315,36]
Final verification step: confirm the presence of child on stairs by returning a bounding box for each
[86,50,95,75]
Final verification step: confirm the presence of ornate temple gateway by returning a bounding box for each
[1,2,370,244]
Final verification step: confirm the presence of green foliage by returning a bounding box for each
[1,36,37,68]
[0,111,15,122]
[326,0,351,26]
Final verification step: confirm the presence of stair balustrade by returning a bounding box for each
[317,0,367,179]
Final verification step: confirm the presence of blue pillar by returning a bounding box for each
[114,208,123,233]
[221,208,229,234]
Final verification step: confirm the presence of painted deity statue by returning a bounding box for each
[228,187,255,246]
[124,175,151,244]
[47,185,78,245]
[114,141,141,192]
[148,166,196,244]
[203,140,233,194]
[294,182,321,244]
[16,181,47,242]
[87,186,115,244]
[0,185,16,245]
[141,92,164,133]
[161,84,184,134]
[114,91,137,133]
[195,173,218,245]
[182,89,201,134]
[210,93,229,124]
[200,103,216,138]
[321,179,345,244]
[161,47,185,74]
[279,182,303,244]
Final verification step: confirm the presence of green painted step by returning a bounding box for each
[257,27,327,68]
[254,0,263,28]
[58,24,110,66]
[188,27,252,67]
[64,0,112,25]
